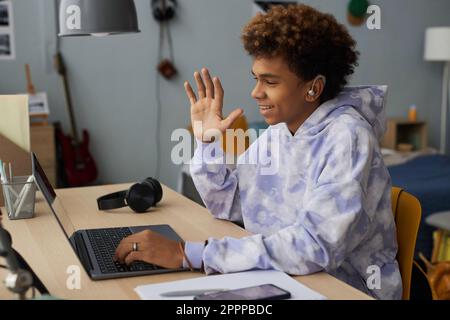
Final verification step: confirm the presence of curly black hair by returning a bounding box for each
[241,4,359,102]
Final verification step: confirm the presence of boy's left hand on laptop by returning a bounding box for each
[114,230,183,269]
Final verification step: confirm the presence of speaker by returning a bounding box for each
[97,177,163,213]
[151,0,177,22]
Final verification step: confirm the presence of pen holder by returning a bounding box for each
[1,175,36,220]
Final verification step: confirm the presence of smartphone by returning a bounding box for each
[193,284,291,300]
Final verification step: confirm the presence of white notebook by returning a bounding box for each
[135,270,327,300]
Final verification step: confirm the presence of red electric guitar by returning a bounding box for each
[54,52,98,187]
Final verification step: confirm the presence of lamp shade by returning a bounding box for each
[59,0,140,37]
[424,27,450,61]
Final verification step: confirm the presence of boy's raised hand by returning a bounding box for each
[184,68,243,142]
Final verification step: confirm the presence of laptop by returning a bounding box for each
[31,152,187,280]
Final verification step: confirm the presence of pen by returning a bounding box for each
[9,162,12,183]
[1,161,7,183]
[13,175,35,217]
[159,289,227,297]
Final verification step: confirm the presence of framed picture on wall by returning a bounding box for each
[0,1,10,26]
[0,0,15,60]
[253,1,297,15]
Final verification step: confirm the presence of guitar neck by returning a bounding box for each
[25,64,36,95]
[62,75,80,144]
[54,53,80,144]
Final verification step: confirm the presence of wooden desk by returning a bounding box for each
[1,184,372,300]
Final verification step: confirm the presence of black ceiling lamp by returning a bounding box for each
[58,0,140,37]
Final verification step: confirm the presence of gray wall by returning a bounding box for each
[1,0,449,190]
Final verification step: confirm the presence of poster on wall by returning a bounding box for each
[253,1,297,15]
[0,0,15,60]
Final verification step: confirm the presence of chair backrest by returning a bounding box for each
[220,115,249,156]
[187,115,250,156]
[391,187,422,300]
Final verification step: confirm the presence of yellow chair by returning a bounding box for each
[391,187,422,300]
[187,115,250,156]
[220,115,250,156]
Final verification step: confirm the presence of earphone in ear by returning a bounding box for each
[97,177,163,213]
[307,75,326,97]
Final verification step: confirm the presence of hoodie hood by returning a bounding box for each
[295,85,388,141]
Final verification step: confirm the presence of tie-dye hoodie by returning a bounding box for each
[188,86,402,300]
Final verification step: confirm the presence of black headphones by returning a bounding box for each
[97,177,163,213]
[151,0,177,22]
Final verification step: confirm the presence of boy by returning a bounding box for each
[115,4,402,300]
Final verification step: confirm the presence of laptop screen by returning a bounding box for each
[31,152,76,240]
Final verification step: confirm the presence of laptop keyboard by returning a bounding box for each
[86,227,161,274]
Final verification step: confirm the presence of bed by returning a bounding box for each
[386,149,450,259]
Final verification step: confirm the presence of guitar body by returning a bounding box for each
[56,126,98,187]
